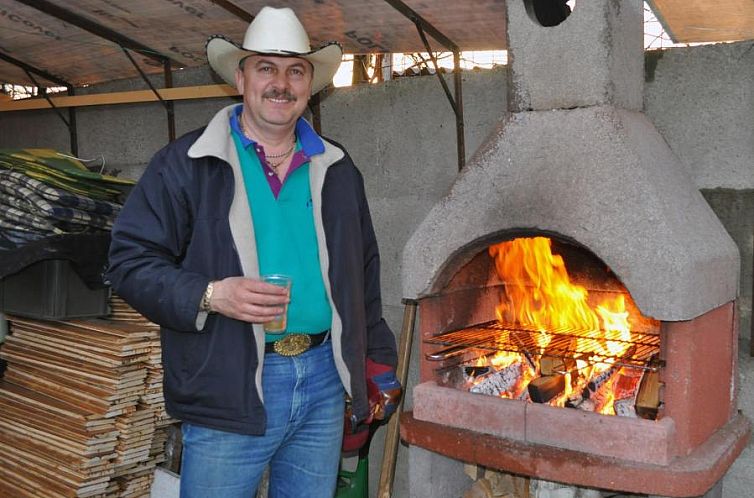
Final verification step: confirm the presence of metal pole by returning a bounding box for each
[163,61,176,142]
[415,25,466,171]
[453,51,465,170]
[22,69,69,129]
[377,298,418,498]
[67,86,78,156]
[383,0,466,171]
[207,0,255,23]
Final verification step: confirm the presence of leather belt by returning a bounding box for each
[265,330,330,357]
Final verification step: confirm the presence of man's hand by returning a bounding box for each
[209,276,289,323]
[367,359,402,422]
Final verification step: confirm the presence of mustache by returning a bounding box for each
[262,89,297,101]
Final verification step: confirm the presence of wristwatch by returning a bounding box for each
[200,281,215,313]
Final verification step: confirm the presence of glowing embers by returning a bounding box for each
[429,237,662,418]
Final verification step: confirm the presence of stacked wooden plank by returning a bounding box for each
[108,294,175,427]
[0,317,154,497]
[107,294,179,496]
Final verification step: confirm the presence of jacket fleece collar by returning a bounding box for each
[188,104,338,164]
[186,104,347,400]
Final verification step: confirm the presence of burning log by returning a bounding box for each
[567,397,596,411]
[464,366,492,380]
[436,364,488,388]
[611,367,644,417]
[566,363,627,412]
[566,365,621,411]
[583,363,621,397]
[613,397,638,418]
[539,355,576,376]
[567,345,638,409]
[470,362,522,397]
[527,375,566,403]
[635,367,661,420]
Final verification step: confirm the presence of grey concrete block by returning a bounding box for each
[0,109,71,152]
[408,446,472,498]
[645,42,754,190]
[703,189,754,341]
[506,0,643,112]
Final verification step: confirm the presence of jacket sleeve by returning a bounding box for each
[106,147,208,332]
[358,171,399,368]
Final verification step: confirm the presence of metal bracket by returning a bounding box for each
[1,52,79,156]
[122,47,176,142]
[383,0,466,170]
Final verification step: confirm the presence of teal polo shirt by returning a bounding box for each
[230,108,332,341]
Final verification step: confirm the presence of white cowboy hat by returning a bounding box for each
[206,6,342,94]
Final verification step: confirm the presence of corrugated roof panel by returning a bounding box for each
[0,0,752,88]
[241,0,506,53]
[40,0,246,66]
[0,1,170,86]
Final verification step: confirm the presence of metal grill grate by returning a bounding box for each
[425,320,661,370]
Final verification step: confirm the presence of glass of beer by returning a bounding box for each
[262,274,291,333]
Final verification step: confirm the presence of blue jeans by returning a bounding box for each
[179,341,345,498]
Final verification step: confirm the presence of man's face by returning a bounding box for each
[235,54,313,132]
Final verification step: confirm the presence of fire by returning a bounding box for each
[489,237,632,358]
[487,237,637,413]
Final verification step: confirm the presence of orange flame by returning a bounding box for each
[488,237,620,338]
[488,237,635,404]
[472,237,654,413]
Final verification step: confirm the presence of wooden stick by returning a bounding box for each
[528,375,565,403]
[377,299,417,498]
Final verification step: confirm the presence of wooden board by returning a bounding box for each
[0,84,240,112]
[648,0,754,43]
[0,315,178,497]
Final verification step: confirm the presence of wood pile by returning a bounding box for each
[0,295,178,497]
[108,295,175,428]
[107,294,177,496]
[463,466,531,498]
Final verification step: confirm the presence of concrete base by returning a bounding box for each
[400,410,749,497]
[408,446,472,498]
[649,480,723,498]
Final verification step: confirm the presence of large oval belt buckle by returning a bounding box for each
[273,334,312,357]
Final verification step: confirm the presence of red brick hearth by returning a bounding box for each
[400,411,749,497]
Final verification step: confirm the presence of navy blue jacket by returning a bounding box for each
[107,106,397,434]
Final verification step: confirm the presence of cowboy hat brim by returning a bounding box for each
[206,36,342,95]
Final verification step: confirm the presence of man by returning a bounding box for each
[107,7,398,497]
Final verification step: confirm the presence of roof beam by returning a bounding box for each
[0,84,239,111]
[382,0,459,52]
[208,0,255,24]
[0,51,70,87]
[14,0,181,66]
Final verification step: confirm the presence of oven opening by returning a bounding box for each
[425,236,662,419]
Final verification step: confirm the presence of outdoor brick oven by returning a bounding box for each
[398,1,750,497]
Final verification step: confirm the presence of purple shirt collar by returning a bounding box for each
[229,105,325,198]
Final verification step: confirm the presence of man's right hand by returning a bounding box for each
[209,277,290,323]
